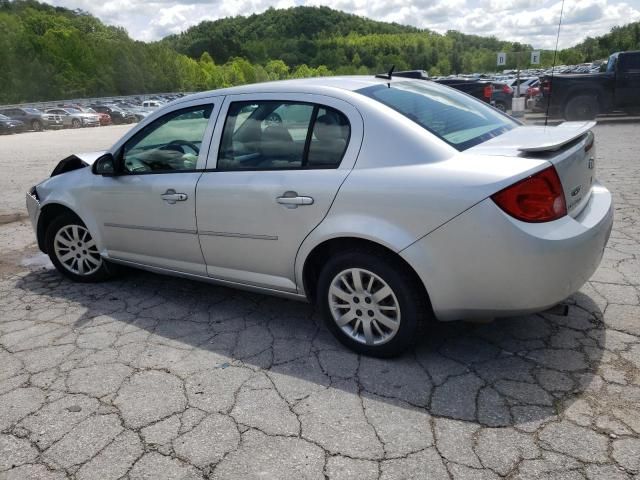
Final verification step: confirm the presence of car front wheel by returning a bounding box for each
[317,249,430,357]
[45,214,115,282]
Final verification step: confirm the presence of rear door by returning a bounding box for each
[196,93,363,292]
[615,52,640,109]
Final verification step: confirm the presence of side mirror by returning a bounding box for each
[93,153,117,177]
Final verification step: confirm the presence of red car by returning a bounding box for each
[526,86,540,98]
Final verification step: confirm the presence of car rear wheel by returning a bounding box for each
[45,214,116,283]
[31,120,43,132]
[565,95,599,120]
[71,119,81,128]
[317,249,430,357]
[495,101,507,112]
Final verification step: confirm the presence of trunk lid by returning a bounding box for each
[467,121,597,218]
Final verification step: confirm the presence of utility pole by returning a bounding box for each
[496,50,540,116]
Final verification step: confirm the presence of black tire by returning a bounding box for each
[564,95,599,120]
[45,213,116,283]
[71,119,81,129]
[495,101,507,112]
[317,248,431,357]
[31,120,43,132]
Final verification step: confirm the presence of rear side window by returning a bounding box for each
[619,53,640,71]
[357,80,517,151]
[217,101,350,170]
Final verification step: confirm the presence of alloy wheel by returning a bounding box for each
[328,268,401,346]
[53,225,102,276]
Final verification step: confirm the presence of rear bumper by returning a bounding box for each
[401,182,613,321]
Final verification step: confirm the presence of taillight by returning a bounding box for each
[584,131,594,152]
[502,84,513,94]
[483,84,493,99]
[491,166,567,223]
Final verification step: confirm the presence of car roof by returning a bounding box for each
[182,76,415,102]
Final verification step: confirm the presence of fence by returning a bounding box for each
[0,92,194,111]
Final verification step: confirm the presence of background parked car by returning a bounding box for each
[540,50,640,119]
[507,77,538,97]
[45,108,100,128]
[90,104,136,124]
[527,85,541,98]
[0,113,24,134]
[490,82,514,112]
[64,105,111,126]
[433,78,494,103]
[0,107,62,131]
[141,100,163,108]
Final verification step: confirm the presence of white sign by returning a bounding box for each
[497,52,507,66]
[531,50,541,65]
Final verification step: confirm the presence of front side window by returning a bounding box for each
[217,101,350,170]
[122,104,212,174]
[357,80,518,151]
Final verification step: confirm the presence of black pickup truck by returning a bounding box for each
[540,51,640,120]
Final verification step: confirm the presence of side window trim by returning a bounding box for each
[114,101,219,175]
[213,99,350,172]
[301,105,320,169]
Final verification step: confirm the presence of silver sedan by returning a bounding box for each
[26,76,613,356]
[45,108,100,128]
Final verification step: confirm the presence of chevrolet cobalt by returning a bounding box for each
[26,77,613,356]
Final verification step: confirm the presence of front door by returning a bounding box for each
[90,101,218,275]
[196,93,363,292]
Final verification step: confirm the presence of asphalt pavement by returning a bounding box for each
[0,123,638,479]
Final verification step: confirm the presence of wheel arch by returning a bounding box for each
[37,203,82,253]
[562,88,606,113]
[300,236,432,312]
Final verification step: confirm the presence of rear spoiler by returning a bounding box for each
[517,121,596,153]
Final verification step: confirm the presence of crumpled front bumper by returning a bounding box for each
[26,187,41,234]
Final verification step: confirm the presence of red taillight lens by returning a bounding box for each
[503,84,513,94]
[491,166,567,223]
[483,85,493,99]
[584,132,594,152]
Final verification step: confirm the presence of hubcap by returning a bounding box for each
[328,268,401,346]
[54,224,102,276]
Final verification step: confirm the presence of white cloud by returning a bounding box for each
[44,0,640,48]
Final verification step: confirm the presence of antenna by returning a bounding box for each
[375,65,396,80]
[387,65,395,78]
[545,0,565,127]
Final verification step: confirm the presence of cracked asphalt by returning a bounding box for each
[0,123,639,479]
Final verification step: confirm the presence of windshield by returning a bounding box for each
[357,80,518,151]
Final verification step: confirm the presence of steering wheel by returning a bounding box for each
[161,139,200,155]
[264,112,282,127]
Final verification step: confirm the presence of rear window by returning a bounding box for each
[357,80,518,151]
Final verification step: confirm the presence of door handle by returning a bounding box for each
[276,191,314,208]
[161,189,188,204]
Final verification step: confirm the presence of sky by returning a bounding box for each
[43,0,640,49]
